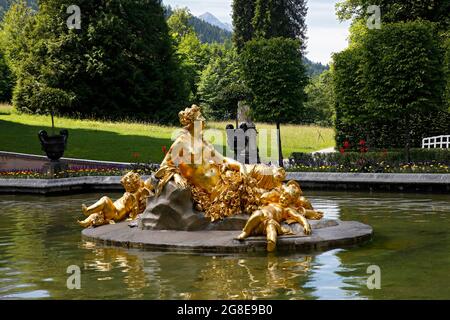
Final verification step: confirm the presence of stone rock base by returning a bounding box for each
[82,219,373,253]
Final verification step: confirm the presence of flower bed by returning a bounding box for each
[288,149,450,174]
[0,163,157,179]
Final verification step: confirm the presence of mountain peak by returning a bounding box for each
[198,12,233,32]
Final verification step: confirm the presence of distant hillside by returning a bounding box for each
[199,12,232,32]
[0,0,37,18]
[165,6,232,44]
[303,58,329,77]
[1,2,232,44]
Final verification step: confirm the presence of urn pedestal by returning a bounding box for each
[38,129,69,177]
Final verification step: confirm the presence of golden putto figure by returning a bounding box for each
[78,172,153,228]
[237,181,323,252]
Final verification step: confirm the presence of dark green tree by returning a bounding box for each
[241,37,308,165]
[241,37,308,123]
[233,0,308,50]
[2,0,188,123]
[333,21,448,153]
[0,51,14,102]
[304,70,335,126]
[444,34,450,111]
[232,0,255,51]
[198,43,250,120]
[362,21,447,158]
[168,8,211,102]
[336,0,450,31]
[252,0,307,47]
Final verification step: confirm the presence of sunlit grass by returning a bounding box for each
[0,104,335,163]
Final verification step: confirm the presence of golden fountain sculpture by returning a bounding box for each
[78,172,154,228]
[79,105,323,252]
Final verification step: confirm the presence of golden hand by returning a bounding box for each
[173,173,188,189]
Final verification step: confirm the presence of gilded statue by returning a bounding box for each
[237,181,323,252]
[79,105,324,252]
[154,105,261,221]
[78,172,153,228]
[154,105,323,229]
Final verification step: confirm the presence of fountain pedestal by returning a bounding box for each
[83,180,374,253]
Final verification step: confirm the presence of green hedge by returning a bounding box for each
[333,21,449,150]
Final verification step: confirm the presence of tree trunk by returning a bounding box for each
[277,122,284,167]
[404,114,411,163]
[51,111,55,136]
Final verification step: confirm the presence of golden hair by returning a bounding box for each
[178,105,205,129]
[120,171,141,192]
[283,180,302,198]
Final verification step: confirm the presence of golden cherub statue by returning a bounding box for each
[237,181,324,252]
[78,171,153,228]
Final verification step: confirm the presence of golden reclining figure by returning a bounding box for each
[78,172,153,228]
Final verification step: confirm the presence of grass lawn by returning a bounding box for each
[0,104,335,163]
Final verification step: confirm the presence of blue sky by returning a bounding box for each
[163,0,351,64]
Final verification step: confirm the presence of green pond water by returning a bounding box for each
[0,191,449,300]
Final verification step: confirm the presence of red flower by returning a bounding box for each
[343,140,350,149]
[162,146,167,154]
[339,147,345,154]
[359,139,366,146]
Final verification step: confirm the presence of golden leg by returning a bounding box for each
[78,213,106,228]
[242,211,265,235]
[83,196,115,216]
[266,223,278,252]
[237,211,266,240]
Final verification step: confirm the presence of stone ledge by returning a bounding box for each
[286,172,450,193]
[286,172,450,184]
[1,173,448,194]
[81,219,373,253]
[0,176,150,195]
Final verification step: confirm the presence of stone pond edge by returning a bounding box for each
[81,220,374,253]
[0,172,448,194]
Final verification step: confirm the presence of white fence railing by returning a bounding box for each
[422,135,450,149]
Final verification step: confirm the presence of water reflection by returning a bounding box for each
[77,243,360,300]
[0,192,449,299]
[304,249,366,300]
[79,246,317,299]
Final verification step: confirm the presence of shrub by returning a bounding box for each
[240,37,308,124]
[289,149,450,173]
[0,53,14,102]
[333,21,448,150]
[30,87,72,114]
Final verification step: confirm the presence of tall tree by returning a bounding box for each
[241,37,308,165]
[0,52,13,101]
[168,8,211,102]
[333,21,448,152]
[232,0,255,51]
[233,0,308,50]
[1,0,188,123]
[336,0,450,31]
[252,0,307,47]
[198,43,250,120]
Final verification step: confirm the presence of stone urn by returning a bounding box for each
[38,129,69,161]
